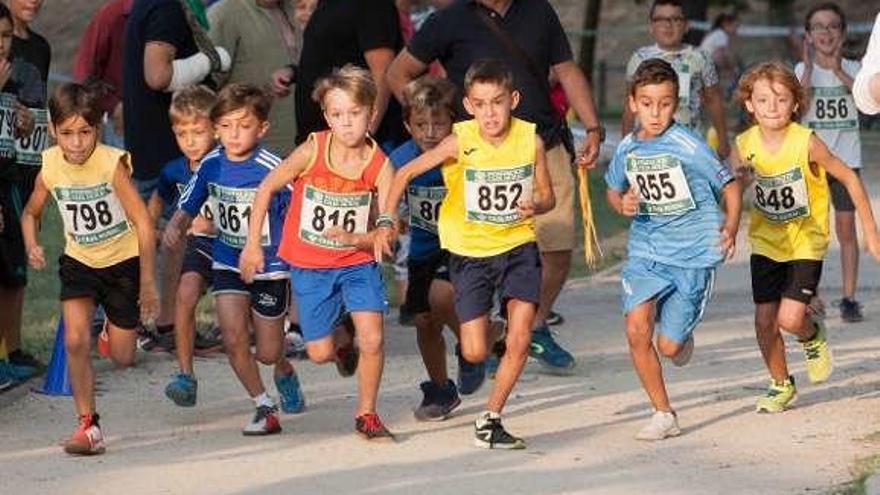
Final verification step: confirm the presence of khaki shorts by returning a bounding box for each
[535,144,576,252]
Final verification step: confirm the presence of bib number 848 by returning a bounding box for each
[755,184,796,211]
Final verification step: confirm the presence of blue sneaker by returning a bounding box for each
[530,326,575,374]
[164,373,198,407]
[275,371,306,414]
[456,344,486,395]
[0,361,15,391]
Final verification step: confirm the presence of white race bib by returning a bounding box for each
[407,185,445,234]
[209,183,268,247]
[15,108,48,166]
[299,184,372,249]
[464,164,533,225]
[806,86,857,131]
[625,154,695,215]
[55,183,130,245]
[753,167,810,222]
[0,93,17,160]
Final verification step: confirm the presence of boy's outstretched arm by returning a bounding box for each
[810,135,880,260]
[113,159,159,323]
[519,136,554,218]
[606,187,639,217]
[239,139,312,282]
[21,172,50,269]
[719,179,742,261]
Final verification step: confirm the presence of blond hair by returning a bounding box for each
[401,75,458,121]
[736,61,807,121]
[169,85,217,124]
[311,64,377,109]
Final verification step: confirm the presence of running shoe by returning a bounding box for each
[756,376,797,413]
[8,349,41,369]
[242,405,281,436]
[414,379,461,422]
[546,310,565,326]
[355,412,395,442]
[530,326,575,374]
[635,410,681,441]
[840,298,864,323]
[97,323,111,359]
[274,371,306,414]
[456,344,486,395]
[164,372,198,407]
[474,412,525,450]
[193,329,223,356]
[670,335,694,367]
[64,413,106,455]
[802,318,833,384]
[283,323,306,359]
[0,361,15,391]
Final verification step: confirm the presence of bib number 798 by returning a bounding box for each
[65,201,114,232]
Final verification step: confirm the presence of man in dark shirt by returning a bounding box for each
[292,0,405,148]
[387,0,603,374]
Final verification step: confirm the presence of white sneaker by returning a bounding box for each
[635,410,681,441]
[671,335,694,367]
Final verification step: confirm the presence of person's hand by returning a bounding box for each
[138,280,159,324]
[27,244,46,269]
[324,226,356,246]
[716,139,731,161]
[14,103,34,139]
[719,225,736,261]
[373,225,395,262]
[162,225,183,251]
[270,66,295,98]
[190,215,214,236]
[517,197,536,219]
[238,241,265,284]
[0,59,11,91]
[576,130,601,169]
[866,228,880,263]
[620,189,639,217]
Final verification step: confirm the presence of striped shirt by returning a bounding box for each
[605,123,733,268]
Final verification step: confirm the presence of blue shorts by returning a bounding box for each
[212,270,290,319]
[291,262,387,342]
[620,257,716,344]
[181,236,214,285]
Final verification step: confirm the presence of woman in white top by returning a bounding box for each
[700,12,739,94]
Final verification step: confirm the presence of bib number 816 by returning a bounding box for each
[312,206,356,233]
[477,183,523,211]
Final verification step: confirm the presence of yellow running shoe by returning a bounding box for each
[756,376,797,413]
[802,318,833,384]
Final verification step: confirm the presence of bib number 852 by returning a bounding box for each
[477,183,523,211]
[65,201,113,232]
[755,184,796,211]
[312,206,356,233]
[634,172,676,201]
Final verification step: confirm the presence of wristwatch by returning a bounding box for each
[584,124,606,143]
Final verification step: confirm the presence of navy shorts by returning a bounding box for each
[827,169,859,212]
[181,236,214,285]
[404,250,451,315]
[212,269,290,319]
[448,242,541,323]
[59,255,141,329]
[291,262,387,342]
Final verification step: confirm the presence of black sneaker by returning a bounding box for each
[414,380,461,421]
[193,329,223,356]
[840,298,864,323]
[474,413,525,449]
[8,349,42,369]
[546,310,565,326]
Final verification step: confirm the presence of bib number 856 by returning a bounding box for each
[815,98,848,120]
[477,183,523,211]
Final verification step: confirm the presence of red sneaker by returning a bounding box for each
[355,413,395,442]
[64,413,106,455]
[97,322,111,359]
[242,405,282,436]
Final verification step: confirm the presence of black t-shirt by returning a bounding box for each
[123,0,197,180]
[407,0,572,146]
[295,0,405,146]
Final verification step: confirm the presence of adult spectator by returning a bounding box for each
[854,12,880,114]
[73,0,132,148]
[208,0,302,157]
[700,12,739,95]
[386,0,603,374]
[123,0,229,201]
[287,0,405,148]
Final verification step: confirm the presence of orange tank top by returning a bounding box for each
[279,131,387,269]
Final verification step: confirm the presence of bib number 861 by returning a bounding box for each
[477,183,523,211]
[217,203,251,233]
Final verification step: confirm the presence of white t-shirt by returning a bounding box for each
[795,59,862,169]
[700,29,729,56]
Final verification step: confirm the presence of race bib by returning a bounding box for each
[625,154,695,215]
[299,184,372,249]
[806,86,857,131]
[0,93,17,160]
[753,167,810,222]
[55,183,130,245]
[176,183,214,221]
[15,108,49,166]
[209,183,268,248]
[464,164,533,225]
[407,185,445,234]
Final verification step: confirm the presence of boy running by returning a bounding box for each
[164,84,305,434]
[606,59,741,440]
[378,60,555,449]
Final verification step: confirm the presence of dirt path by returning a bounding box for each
[4,147,880,495]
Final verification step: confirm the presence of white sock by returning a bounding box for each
[252,392,274,409]
[477,410,501,425]
[855,13,880,114]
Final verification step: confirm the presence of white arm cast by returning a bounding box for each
[166,47,232,92]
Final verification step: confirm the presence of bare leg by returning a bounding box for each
[63,298,97,416]
[487,299,535,413]
[625,301,671,412]
[156,242,185,328]
[835,211,859,300]
[352,311,384,415]
[755,301,788,382]
[173,273,206,375]
[215,294,265,397]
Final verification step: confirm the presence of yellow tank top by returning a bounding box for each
[736,123,829,261]
[439,118,537,257]
[40,144,140,268]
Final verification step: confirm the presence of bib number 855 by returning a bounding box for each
[477,183,523,211]
[634,172,676,201]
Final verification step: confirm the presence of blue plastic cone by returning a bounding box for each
[38,318,72,396]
